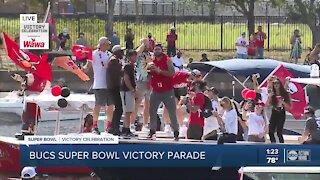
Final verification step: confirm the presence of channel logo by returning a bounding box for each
[286,149,310,161]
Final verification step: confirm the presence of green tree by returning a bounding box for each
[285,0,320,47]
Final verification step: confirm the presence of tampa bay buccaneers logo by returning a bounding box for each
[12,49,40,71]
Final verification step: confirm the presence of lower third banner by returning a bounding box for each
[20,144,320,167]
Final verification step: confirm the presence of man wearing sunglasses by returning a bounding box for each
[298,106,320,144]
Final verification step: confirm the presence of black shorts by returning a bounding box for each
[106,88,121,106]
[174,87,188,101]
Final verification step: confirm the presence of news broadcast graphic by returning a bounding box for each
[20,14,49,49]
[19,139,320,167]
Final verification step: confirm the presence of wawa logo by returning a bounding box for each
[23,38,45,48]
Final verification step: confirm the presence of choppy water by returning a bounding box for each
[0,117,97,180]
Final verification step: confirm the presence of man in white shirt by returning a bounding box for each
[235,32,249,59]
[172,50,184,71]
[83,37,112,134]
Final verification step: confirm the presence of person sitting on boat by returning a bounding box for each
[21,166,37,180]
[180,80,207,140]
[213,97,238,144]
[83,114,93,133]
[298,106,320,144]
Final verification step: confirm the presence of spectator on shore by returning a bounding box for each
[290,29,302,64]
[21,167,37,180]
[200,53,210,62]
[299,106,320,144]
[14,33,20,46]
[254,26,267,59]
[166,27,177,57]
[125,28,134,50]
[172,50,184,71]
[58,28,70,50]
[308,43,320,65]
[248,34,257,59]
[187,58,194,69]
[76,32,88,46]
[147,33,155,52]
[110,31,120,47]
[235,32,249,59]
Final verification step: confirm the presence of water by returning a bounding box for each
[0,116,97,180]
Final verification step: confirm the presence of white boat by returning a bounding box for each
[0,91,83,122]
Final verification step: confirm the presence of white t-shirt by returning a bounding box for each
[172,56,184,71]
[92,49,112,89]
[247,112,269,135]
[236,37,249,54]
[203,100,222,135]
[222,109,238,134]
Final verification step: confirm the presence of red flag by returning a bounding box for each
[72,45,93,61]
[47,12,59,43]
[259,64,306,120]
[52,56,90,81]
[2,32,52,81]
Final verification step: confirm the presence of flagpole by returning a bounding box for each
[43,2,51,23]
[258,64,282,88]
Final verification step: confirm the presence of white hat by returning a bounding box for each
[191,69,201,76]
[63,28,68,35]
[21,167,37,179]
[111,45,126,53]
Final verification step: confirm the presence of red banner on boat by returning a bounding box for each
[72,45,93,61]
[2,32,52,81]
[259,64,306,120]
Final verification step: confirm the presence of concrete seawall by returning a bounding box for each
[0,70,93,93]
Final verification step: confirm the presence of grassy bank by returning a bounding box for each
[0,17,313,50]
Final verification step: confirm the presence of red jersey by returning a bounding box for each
[173,71,189,89]
[166,33,177,46]
[27,74,47,93]
[255,32,266,48]
[248,40,256,55]
[150,54,174,93]
[189,93,205,127]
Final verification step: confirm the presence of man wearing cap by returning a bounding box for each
[166,27,178,57]
[106,45,126,135]
[21,167,37,179]
[83,37,112,135]
[235,32,249,59]
[298,106,320,144]
[120,49,138,137]
[147,43,179,140]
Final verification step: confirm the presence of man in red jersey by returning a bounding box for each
[147,43,179,140]
[254,26,267,59]
[166,27,177,57]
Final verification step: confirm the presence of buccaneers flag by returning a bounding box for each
[2,32,52,81]
[259,64,306,120]
[72,45,93,61]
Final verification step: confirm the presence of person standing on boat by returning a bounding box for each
[147,43,179,140]
[267,78,291,143]
[83,37,113,135]
[299,106,320,144]
[106,45,126,135]
[120,50,138,137]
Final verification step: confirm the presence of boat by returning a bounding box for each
[0,91,83,122]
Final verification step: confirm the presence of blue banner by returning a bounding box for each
[20,144,320,167]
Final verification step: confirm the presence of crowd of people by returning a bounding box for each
[80,27,320,144]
